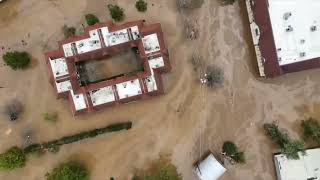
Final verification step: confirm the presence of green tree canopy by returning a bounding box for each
[264,123,306,159]
[0,147,26,170]
[302,118,320,145]
[107,4,125,22]
[143,156,182,180]
[135,0,148,12]
[3,51,31,70]
[45,161,89,180]
[85,14,100,26]
[222,141,246,164]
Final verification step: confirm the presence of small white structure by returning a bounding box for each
[194,154,226,180]
[274,148,320,180]
[142,33,161,54]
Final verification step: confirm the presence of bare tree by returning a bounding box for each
[184,19,199,40]
[201,65,224,88]
[4,100,23,121]
[177,0,204,9]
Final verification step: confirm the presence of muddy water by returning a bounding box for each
[1,0,320,180]
[0,0,19,26]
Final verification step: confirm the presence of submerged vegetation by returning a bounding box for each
[0,147,26,170]
[3,51,31,70]
[45,161,89,180]
[264,123,305,159]
[107,4,125,22]
[222,141,246,164]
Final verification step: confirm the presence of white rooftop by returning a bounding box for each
[268,0,320,65]
[49,57,69,79]
[89,86,115,106]
[274,148,320,180]
[70,90,87,111]
[142,33,161,54]
[105,28,130,46]
[116,79,142,99]
[194,154,226,180]
[144,56,165,92]
[55,80,72,93]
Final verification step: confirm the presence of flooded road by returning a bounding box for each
[1,0,320,180]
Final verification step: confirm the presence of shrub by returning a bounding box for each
[301,118,320,145]
[24,122,132,154]
[0,147,26,170]
[135,0,148,12]
[62,25,76,38]
[222,141,246,164]
[140,156,182,180]
[264,123,306,159]
[85,14,100,26]
[45,161,89,180]
[177,0,204,9]
[3,51,31,70]
[203,66,224,88]
[220,0,237,5]
[4,100,23,121]
[107,4,125,22]
[43,112,58,123]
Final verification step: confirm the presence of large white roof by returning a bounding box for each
[116,79,142,99]
[49,57,69,79]
[274,148,320,180]
[268,0,320,65]
[89,86,115,106]
[194,154,226,180]
[142,33,161,54]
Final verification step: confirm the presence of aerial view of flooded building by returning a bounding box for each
[45,20,171,115]
[246,0,320,77]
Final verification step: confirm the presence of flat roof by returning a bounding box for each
[246,0,320,77]
[194,154,226,180]
[49,57,69,79]
[116,79,142,99]
[45,21,171,115]
[274,148,320,180]
[142,33,161,54]
[89,86,115,106]
[268,0,320,66]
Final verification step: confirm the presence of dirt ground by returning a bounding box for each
[1,0,320,180]
[80,48,141,83]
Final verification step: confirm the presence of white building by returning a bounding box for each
[194,153,226,180]
[274,148,320,180]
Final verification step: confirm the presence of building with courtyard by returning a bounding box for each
[246,0,320,77]
[45,20,171,115]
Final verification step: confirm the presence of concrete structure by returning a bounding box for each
[45,20,171,115]
[246,0,320,77]
[194,153,226,180]
[274,148,320,180]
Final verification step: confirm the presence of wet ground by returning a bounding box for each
[1,0,320,180]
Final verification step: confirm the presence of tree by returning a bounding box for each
[45,161,89,180]
[85,14,100,26]
[220,0,238,5]
[222,141,246,164]
[301,118,320,145]
[4,100,23,121]
[43,112,58,123]
[263,123,306,159]
[177,0,204,9]
[62,25,76,39]
[141,156,182,180]
[107,4,125,22]
[135,0,148,12]
[201,66,224,88]
[3,51,31,70]
[0,147,26,170]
